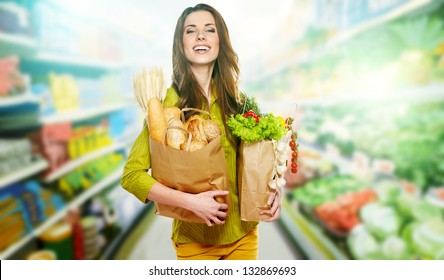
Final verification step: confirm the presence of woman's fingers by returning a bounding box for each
[267,191,276,205]
[261,188,283,222]
[262,205,281,222]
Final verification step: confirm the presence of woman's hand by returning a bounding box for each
[186,190,229,227]
[260,188,283,222]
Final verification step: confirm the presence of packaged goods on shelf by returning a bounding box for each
[38,221,73,260]
[0,180,65,252]
[0,56,28,97]
[80,216,102,260]
[48,72,80,112]
[56,152,124,198]
[29,122,72,175]
[26,249,56,260]
[0,194,30,251]
[0,138,33,176]
[0,2,32,36]
[68,121,113,160]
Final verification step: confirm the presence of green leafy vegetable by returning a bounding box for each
[227,113,286,144]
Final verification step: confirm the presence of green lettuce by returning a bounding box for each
[227,113,286,144]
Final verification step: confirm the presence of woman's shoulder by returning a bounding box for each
[163,86,180,107]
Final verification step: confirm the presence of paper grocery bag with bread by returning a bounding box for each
[132,67,230,223]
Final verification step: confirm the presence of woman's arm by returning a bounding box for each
[148,182,229,226]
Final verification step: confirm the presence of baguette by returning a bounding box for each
[148,98,167,142]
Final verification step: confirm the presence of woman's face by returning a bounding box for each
[183,11,219,67]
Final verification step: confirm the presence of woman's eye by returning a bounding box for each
[186,29,195,34]
[206,28,215,33]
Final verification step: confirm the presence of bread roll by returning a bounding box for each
[166,118,187,150]
[186,115,207,144]
[203,120,221,142]
[163,106,180,123]
[188,139,207,152]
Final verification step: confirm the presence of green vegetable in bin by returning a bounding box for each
[347,225,381,260]
[375,179,401,205]
[411,218,444,259]
[395,193,420,219]
[401,221,420,247]
[360,203,401,241]
[381,236,410,260]
[435,248,444,260]
[411,201,442,222]
[292,175,364,207]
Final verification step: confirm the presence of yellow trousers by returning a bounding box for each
[173,226,258,260]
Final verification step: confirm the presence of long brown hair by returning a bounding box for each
[172,3,241,145]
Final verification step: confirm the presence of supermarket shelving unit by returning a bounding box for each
[0,4,141,259]
[279,198,349,260]
[258,0,444,260]
[0,158,48,189]
[252,0,443,83]
[0,165,125,260]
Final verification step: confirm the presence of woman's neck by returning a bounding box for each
[190,64,214,99]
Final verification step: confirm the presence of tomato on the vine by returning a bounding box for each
[289,140,296,149]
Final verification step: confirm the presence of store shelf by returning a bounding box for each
[324,0,436,49]
[41,103,126,125]
[0,158,48,189]
[0,32,37,57]
[280,198,349,260]
[0,165,124,260]
[0,103,127,130]
[43,137,133,183]
[253,0,438,82]
[295,83,444,106]
[0,94,40,108]
[23,52,120,71]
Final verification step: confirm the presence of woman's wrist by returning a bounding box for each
[148,182,194,210]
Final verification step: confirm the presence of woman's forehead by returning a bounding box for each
[184,11,215,26]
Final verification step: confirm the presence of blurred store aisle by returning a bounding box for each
[113,207,301,260]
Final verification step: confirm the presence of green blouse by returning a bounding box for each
[121,87,257,245]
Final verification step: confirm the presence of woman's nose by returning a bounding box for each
[197,32,205,41]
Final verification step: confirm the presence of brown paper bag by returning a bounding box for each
[238,140,276,221]
[149,136,230,223]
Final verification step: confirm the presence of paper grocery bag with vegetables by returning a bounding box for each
[228,93,297,221]
[133,67,230,223]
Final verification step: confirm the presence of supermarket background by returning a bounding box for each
[1,0,444,261]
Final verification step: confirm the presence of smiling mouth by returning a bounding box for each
[193,45,210,51]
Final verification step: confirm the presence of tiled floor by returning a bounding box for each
[114,208,301,260]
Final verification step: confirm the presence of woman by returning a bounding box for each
[121,3,282,260]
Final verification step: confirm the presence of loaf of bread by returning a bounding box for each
[166,118,187,150]
[186,115,208,144]
[203,120,221,142]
